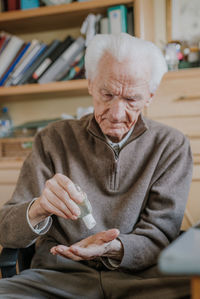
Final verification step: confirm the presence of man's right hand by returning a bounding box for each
[28,173,84,227]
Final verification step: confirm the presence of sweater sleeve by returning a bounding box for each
[118,134,193,272]
[0,131,54,248]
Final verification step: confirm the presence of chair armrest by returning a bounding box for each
[158,223,200,275]
[0,248,19,278]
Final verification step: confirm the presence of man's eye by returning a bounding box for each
[104,94,112,99]
[126,98,137,104]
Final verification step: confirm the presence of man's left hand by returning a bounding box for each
[50,228,123,261]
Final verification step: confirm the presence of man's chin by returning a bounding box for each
[103,128,127,141]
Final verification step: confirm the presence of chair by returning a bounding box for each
[158,222,200,299]
[0,244,35,278]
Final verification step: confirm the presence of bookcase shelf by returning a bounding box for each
[0,0,154,102]
[0,0,133,33]
[0,79,89,101]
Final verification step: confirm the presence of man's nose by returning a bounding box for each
[109,98,126,121]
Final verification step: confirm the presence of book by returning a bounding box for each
[61,53,84,81]
[0,0,6,11]
[1,0,7,11]
[7,0,20,11]
[0,35,24,78]
[60,50,84,80]
[100,17,109,34]
[0,43,31,86]
[0,34,7,53]
[42,0,72,5]
[12,43,47,85]
[0,34,11,55]
[5,40,40,86]
[107,5,128,34]
[127,7,134,36]
[38,36,85,84]
[31,35,74,82]
[17,39,60,85]
[20,0,39,10]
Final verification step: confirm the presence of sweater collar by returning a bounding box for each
[87,113,148,145]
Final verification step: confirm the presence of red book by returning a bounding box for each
[7,0,20,11]
[0,36,6,51]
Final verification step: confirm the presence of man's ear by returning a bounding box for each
[145,93,154,107]
[88,79,93,96]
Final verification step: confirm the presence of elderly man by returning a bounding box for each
[0,33,192,298]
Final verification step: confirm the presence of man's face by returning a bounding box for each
[88,53,153,142]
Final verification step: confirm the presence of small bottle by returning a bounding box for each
[0,107,13,138]
[75,185,96,230]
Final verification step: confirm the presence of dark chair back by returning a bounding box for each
[0,245,35,278]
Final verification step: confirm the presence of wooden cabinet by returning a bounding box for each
[146,68,200,229]
[0,160,23,209]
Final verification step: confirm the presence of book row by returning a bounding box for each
[0,0,87,12]
[0,33,86,86]
[0,4,134,87]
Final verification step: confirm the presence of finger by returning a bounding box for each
[45,178,81,217]
[42,189,78,220]
[70,229,120,249]
[99,229,120,243]
[54,174,84,204]
[70,245,103,259]
[61,250,83,261]
[51,246,83,261]
[41,194,77,220]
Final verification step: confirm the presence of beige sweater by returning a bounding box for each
[0,114,193,272]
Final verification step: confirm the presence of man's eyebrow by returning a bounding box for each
[125,94,142,100]
[100,87,113,94]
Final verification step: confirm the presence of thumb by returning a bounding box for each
[100,229,120,243]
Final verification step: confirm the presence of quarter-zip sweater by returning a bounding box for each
[0,113,193,272]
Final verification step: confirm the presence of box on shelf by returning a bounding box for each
[0,137,33,159]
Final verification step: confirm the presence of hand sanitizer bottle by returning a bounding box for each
[75,185,96,230]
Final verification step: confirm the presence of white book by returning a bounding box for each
[39,37,85,84]
[5,40,40,86]
[109,9,122,34]
[100,17,109,34]
[0,35,24,78]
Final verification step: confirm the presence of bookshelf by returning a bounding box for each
[0,0,154,35]
[0,0,154,103]
[0,0,134,33]
[0,80,89,101]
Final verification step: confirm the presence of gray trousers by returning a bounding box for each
[0,261,190,299]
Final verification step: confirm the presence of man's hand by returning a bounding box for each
[28,174,84,227]
[50,229,123,261]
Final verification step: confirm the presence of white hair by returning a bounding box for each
[85,33,167,93]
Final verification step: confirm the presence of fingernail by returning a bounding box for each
[57,247,64,253]
[75,208,81,216]
[72,215,78,220]
[74,184,81,192]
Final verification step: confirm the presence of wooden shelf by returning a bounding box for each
[164,67,200,80]
[0,79,89,101]
[0,0,133,33]
[0,157,24,168]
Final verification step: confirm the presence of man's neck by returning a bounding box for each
[106,126,134,147]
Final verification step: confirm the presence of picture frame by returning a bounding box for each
[166,0,200,42]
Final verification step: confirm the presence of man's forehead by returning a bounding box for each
[101,80,149,94]
[99,52,150,76]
